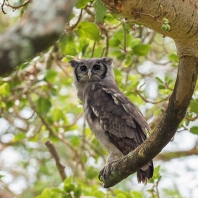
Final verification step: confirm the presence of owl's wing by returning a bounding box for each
[88,82,150,155]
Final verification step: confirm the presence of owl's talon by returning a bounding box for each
[99,174,104,182]
[99,164,111,181]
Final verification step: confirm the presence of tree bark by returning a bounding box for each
[0,0,74,75]
[102,0,198,58]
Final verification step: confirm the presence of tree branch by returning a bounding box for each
[45,140,67,181]
[99,56,198,188]
[102,0,198,58]
[4,0,31,10]
[0,0,74,75]
[155,145,198,162]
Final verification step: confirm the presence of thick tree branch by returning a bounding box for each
[0,0,74,75]
[45,140,67,181]
[99,56,198,188]
[102,0,198,58]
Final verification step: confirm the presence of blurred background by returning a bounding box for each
[0,0,198,197]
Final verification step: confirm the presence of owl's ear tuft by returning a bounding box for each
[69,60,79,68]
[102,57,113,65]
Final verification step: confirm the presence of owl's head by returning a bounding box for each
[69,57,114,83]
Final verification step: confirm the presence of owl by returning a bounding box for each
[69,57,153,184]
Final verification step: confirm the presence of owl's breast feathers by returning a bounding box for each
[87,82,150,155]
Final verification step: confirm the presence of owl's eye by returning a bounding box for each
[80,66,87,71]
[93,64,101,70]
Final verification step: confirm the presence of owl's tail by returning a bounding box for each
[137,161,154,184]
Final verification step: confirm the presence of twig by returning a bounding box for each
[154,141,198,161]
[56,60,70,77]
[84,7,95,19]
[1,0,6,14]
[53,113,83,129]
[66,9,83,32]
[135,88,170,104]
[147,54,170,65]
[5,0,31,10]
[90,41,96,58]
[2,112,29,132]
[155,177,161,198]
[100,47,106,57]
[122,23,127,52]
[97,23,109,57]
[185,115,198,121]
[164,82,174,91]
[45,140,66,181]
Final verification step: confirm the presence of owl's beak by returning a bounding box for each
[88,70,92,79]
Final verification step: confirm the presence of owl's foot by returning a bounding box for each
[99,160,117,186]
[99,164,111,183]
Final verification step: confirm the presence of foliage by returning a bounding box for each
[0,0,198,198]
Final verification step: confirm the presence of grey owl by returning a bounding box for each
[69,57,153,184]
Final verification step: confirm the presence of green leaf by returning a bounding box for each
[0,83,10,95]
[70,136,81,147]
[86,166,98,179]
[64,176,72,185]
[190,126,198,135]
[74,186,82,198]
[133,44,151,56]
[59,34,77,56]
[51,188,64,194]
[77,21,100,41]
[116,193,127,198]
[82,43,89,56]
[130,190,142,198]
[58,33,67,54]
[65,46,78,56]
[169,53,179,62]
[94,0,107,22]
[75,0,90,8]
[0,101,6,108]
[131,38,141,48]
[190,100,198,114]
[155,77,164,84]
[64,183,75,193]
[109,38,121,47]
[93,190,105,198]
[124,55,133,67]
[62,56,74,62]
[37,97,52,115]
[45,70,58,82]
[158,85,165,90]
[14,133,26,142]
[153,165,161,179]
[36,188,54,198]
[52,108,64,121]
[114,68,122,77]
[112,49,125,60]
